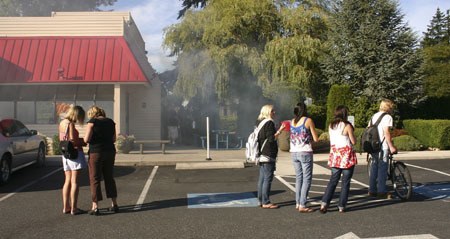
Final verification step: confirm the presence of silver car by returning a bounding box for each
[0,119,46,185]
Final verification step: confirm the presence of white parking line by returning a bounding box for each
[134,166,158,210]
[0,167,62,203]
[405,163,450,177]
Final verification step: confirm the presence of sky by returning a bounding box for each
[103,0,450,73]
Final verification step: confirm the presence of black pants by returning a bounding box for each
[88,151,117,202]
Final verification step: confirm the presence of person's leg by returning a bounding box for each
[369,152,380,195]
[299,153,313,208]
[70,170,80,214]
[321,167,342,208]
[338,166,355,212]
[261,162,277,208]
[62,171,71,213]
[291,153,302,208]
[257,164,264,205]
[88,153,103,212]
[377,149,389,195]
[102,151,118,209]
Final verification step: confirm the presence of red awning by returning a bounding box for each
[0,36,150,84]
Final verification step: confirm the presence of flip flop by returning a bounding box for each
[261,204,279,209]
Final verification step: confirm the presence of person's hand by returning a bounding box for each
[390,145,398,154]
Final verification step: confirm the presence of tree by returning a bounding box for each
[322,0,423,108]
[418,8,450,119]
[178,0,208,19]
[422,8,449,47]
[0,0,116,16]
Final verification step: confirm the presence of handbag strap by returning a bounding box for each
[63,122,71,141]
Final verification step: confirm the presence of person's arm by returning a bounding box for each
[274,123,286,138]
[345,124,356,145]
[384,126,397,154]
[265,121,277,143]
[83,123,94,145]
[308,119,319,142]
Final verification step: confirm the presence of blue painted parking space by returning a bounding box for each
[187,192,259,208]
[414,182,450,201]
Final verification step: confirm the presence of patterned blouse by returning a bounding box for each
[328,122,357,169]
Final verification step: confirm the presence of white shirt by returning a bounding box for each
[369,111,393,150]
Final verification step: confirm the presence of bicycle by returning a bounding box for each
[366,152,413,200]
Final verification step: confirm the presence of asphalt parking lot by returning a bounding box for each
[0,153,449,239]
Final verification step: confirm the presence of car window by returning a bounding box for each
[12,120,31,137]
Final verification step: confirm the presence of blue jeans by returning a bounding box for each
[257,162,276,205]
[369,149,389,194]
[291,152,313,207]
[321,166,355,210]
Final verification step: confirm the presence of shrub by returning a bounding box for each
[315,128,324,138]
[403,120,450,149]
[116,134,135,154]
[326,85,354,128]
[308,104,327,130]
[318,132,329,141]
[52,135,61,155]
[393,135,425,151]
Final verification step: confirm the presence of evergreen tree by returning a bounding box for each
[322,0,423,107]
[422,8,449,47]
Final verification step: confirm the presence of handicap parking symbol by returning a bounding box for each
[414,182,450,202]
[187,192,260,208]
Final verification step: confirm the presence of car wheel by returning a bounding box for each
[0,156,11,185]
[35,143,46,167]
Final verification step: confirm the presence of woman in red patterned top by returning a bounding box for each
[319,105,357,213]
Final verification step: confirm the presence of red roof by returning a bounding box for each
[0,36,149,84]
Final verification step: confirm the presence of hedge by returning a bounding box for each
[392,135,424,151]
[403,120,450,150]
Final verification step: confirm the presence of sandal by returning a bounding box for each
[261,204,279,209]
[319,207,327,214]
[71,208,85,215]
[299,207,315,213]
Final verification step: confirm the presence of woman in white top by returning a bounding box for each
[320,105,357,213]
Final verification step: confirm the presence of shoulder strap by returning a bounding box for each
[255,118,270,134]
[63,122,71,140]
[373,113,388,126]
[302,117,308,126]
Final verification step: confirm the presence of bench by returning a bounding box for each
[134,140,171,154]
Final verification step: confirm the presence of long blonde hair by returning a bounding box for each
[64,105,85,124]
[257,104,274,121]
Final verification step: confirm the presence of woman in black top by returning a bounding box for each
[84,106,118,215]
[256,104,284,209]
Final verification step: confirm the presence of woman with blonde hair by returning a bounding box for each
[58,105,87,215]
[84,106,118,215]
[256,104,284,209]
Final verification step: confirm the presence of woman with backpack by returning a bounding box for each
[256,104,284,209]
[289,102,319,213]
[319,105,357,214]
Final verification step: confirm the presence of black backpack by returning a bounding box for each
[361,113,387,153]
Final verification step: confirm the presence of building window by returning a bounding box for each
[17,101,35,124]
[37,101,56,124]
[0,102,14,119]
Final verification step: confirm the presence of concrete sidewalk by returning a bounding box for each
[46,147,450,176]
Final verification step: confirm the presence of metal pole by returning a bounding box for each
[206,116,212,160]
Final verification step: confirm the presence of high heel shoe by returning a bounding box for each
[109,205,119,213]
[88,208,99,216]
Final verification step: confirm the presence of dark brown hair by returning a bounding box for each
[330,105,352,130]
[293,102,307,124]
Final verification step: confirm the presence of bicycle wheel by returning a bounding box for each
[392,161,413,200]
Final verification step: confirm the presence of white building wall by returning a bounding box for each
[127,81,161,140]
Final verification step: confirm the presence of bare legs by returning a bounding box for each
[62,170,81,214]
